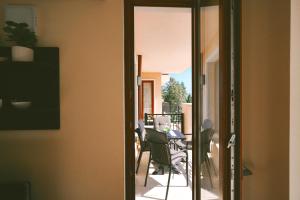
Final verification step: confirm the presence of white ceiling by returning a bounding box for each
[134,7,192,73]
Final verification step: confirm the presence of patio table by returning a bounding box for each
[167,130,186,140]
[166,130,186,150]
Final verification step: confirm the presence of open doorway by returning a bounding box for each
[124,1,242,200]
[134,6,221,200]
[134,7,193,200]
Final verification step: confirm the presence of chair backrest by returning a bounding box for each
[135,120,149,150]
[145,128,171,166]
[201,118,214,152]
[154,115,171,132]
[201,128,214,162]
[137,120,146,141]
[202,119,213,130]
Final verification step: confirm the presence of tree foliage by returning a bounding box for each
[186,94,192,103]
[162,77,188,106]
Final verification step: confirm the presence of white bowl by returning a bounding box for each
[11,101,32,109]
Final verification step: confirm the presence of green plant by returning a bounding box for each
[186,94,192,103]
[162,77,189,114]
[162,77,188,105]
[3,21,37,48]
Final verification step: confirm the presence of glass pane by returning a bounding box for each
[200,5,220,200]
[143,82,153,114]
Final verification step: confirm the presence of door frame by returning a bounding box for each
[141,80,155,116]
[123,0,241,200]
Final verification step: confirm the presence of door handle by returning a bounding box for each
[227,134,236,149]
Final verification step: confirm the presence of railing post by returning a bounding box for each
[144,113,148,125]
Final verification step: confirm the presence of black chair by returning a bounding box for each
[201,128,214,188]
[175,119,213,150]
[144,128,188,200]
[201,119,217,178]
[175,127,215,188]
[135,120,150,174]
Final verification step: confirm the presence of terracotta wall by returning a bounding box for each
[0,1,124,200]
[242,0,290,199]
[290,0,300,199]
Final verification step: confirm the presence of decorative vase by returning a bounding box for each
[12,46,34,62]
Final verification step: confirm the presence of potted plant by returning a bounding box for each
[3,21,37,62]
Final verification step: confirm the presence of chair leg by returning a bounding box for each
[186,151,189,186]
[205,155,212,176]
[144,152,151,187]
[165,166,172,200]
[205,158,213,188]
[136,150,143,174]
[207,155,217,176]
[205,154,217,176]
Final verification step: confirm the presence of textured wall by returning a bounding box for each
[242,0,290,199]
[0,0,124,200]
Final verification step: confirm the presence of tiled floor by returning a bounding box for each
[135,150,220,200]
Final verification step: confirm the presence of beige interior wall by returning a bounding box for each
[142,72,162,114]
[0,1,293,200]
[242,0,290,199]
[201,6,219,132]
[0,1,124,200]
[205,62,219,131]
[290,0,300,199]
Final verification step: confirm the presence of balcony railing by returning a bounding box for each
[144,113,185,133]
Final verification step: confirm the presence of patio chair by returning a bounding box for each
[174,119,213,151]
[201,119,218,178]
[135,120,150,174]
[202,119,213,130]
[201,128,214,188]
[175,119,215,188]
[153,115,171,132]
[144,128,188,200]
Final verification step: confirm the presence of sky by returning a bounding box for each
[169,67,192,94]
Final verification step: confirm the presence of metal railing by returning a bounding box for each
[144,113,185,133]
[162,102,182,114]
